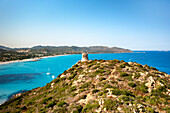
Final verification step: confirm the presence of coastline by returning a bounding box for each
[0,54,71,65]
[0,51,169,106]
[0,52,133,65]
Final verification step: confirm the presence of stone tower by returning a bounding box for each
[81,53,88,61]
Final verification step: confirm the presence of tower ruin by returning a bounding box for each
[81,53,88,61]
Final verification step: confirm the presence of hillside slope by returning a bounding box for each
[0,60,169,113]
[0,45,132,62]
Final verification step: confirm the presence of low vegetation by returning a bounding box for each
[0,59,169,113]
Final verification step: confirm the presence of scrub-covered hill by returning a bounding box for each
[0,59,169,113]
[0,45,132,62]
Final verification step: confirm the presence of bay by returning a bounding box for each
[0,51,169,104]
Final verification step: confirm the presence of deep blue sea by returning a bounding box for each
[0,51,170,104]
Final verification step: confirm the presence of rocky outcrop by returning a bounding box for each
[145,76,155,93]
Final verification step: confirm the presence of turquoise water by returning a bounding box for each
[0,51,170,104]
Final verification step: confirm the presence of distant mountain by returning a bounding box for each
[31,45,57,49]
[0,45,12,50]
[0,45,132,53]
[0,45,132,62]
[30,45,132,54]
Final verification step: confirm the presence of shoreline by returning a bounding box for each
[0,54,71,65]
[0,52,133,65]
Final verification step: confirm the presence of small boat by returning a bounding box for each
[52,75,55,79]
[46,73,50,75]
[46,68,51,75]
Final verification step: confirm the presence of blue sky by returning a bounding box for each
[0,0,170,50]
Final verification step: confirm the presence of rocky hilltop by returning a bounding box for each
[0,59,169,113]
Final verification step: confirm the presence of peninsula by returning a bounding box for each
[0,58,169,112]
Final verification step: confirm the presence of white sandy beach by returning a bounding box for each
[0,54,71,65]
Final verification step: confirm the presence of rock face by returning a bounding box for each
[81,53,88,61]
[0,59,169,113]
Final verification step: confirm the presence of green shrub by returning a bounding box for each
[146,107,154,113]
[54,78,60,83]
[45,83,51,89]
[137,85,148,93]
[72,105,83,113]
[98,90,108,96]
[46,100,56,108]
[27,101,35,106]
[79,89,86,93]
[68,67,75,73]
[82,103,99,112]
[54,107,67,112]
[92,89,100,94]
[104,84,114,89]
[98,92,104,96]
[111,89,122,95]
[99,77,106,81]
[88,63,93,68]
[115,59,120,63]
[150,67,158,70]
[112,59,118,63]
[60,77,66,81]
[157,85,166,92]
[148,98,157,105]
[77,105,83,112]
[99,66,104,70]
[74,64,79,67]
[127,75,133,81]
[72,93,78,96]
[80,82,90,89]
[70,86,77,92]
[92,65,100,70]
[103,90,109,93]
[63,70,67,75]
[151,89,169,100]
[58,87,67,94]
[111,81,118,84]
[42,97,52,104]
[128,82,136,88]
[121,90,133,96]
[73,110,79,113]
[94,69,105,75]
[118,95,130,101]
[57,101,67,107]
[120,64,125,68]
[141,85,148,93]
[108,63,115,67]
[136,64,143,68]
[103,99,117,110]
[20,106,27,110]
[68,74,76,80]
[120,72,129,77]
[79,95,87,100]
[134,73,141,79]
[121,60,125,62]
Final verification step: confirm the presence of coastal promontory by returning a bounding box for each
[0,59,169,113]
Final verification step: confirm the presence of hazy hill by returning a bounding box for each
[0,45,12,50]
[30,45,132,54]
[0,59,169,112]
[0,45,132,61]
[0,45,132,53]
